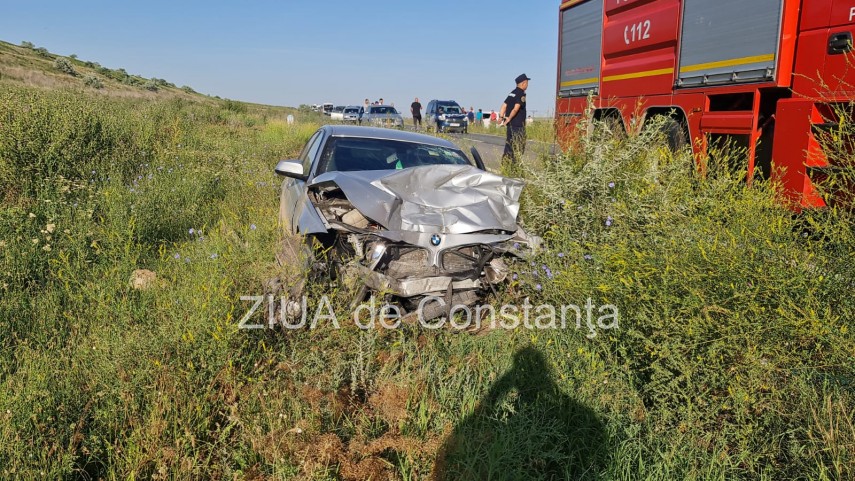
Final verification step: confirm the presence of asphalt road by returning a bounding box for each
[399,125,557,171]
[447,131,558,171]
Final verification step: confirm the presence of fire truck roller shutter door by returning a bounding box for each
[559,0,604,97]
[677,0,784,88]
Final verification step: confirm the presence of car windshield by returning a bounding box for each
[344,108,359,113]
[369,106,398,114]
[317,137,471,174]
[441,106,461,114]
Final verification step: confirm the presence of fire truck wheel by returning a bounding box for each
[649,115,689,153]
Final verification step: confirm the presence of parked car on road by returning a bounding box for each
[426,100,468,133]
[342,106,361,123]
[329,106,345,120]
[361,105,404,129]
[273,125,539,320]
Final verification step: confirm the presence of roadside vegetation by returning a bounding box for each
[1,40,214,101]
[466,118,558,145]
[1,64,853,478]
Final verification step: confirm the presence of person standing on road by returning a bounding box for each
[361,98,370,124]
[467,107,475,125]
[411,97,423,130]
[499,73,530,163]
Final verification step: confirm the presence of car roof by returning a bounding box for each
[322,125,459,149]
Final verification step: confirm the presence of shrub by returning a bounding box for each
[125,170,226,244]
[223,99,247,113]
[20,41,34,49]
[83,75,103,89]
[69,54,77,60]
[142,80,158,92]
[0,88,144,198]
[53,57,77,76]
[181,85,195,94]
[34,47,50,57]
[104,68,128,82]
[515,113,855,479]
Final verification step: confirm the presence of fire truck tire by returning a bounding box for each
[591,113,626,141]
[648,115,689,153]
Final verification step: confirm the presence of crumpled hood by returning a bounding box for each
[310,165,524,234]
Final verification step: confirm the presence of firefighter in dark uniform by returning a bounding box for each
[499,73,530,163]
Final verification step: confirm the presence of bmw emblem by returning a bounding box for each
[430,234,442,246]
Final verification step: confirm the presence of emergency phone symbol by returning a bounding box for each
[624,19,652,45]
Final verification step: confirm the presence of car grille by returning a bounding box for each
[386,248,434,278]
[442,246,481,275]
[383,246,492,279]
[399,248,427,264]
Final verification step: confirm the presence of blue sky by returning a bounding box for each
[1,1,560,117]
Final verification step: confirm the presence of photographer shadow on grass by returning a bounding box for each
[432,346,610,481]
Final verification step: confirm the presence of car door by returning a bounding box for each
[426,101,435,127]
[280,130,323,234]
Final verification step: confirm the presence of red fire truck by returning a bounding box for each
[556,0,854,208]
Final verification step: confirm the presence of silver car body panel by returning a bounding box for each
[309,165,523,234]
[370,231,514,267]
[357,266,482,297]
[361,105,404,126]
[322,125,458,148]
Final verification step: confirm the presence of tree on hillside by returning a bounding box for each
[54,58,78,76]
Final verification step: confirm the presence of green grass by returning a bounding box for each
[0,80,853,481]
[466,118,558,144]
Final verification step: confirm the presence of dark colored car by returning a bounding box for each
[426,100,469,133]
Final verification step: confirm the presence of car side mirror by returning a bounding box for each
[274,159,307,181]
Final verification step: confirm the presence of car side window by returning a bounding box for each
[299,131,320,164]
[301,131,323,176]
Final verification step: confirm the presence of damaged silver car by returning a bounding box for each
[274,125,539,320]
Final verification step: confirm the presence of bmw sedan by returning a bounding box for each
[342,106,361,123]
[361,105,404,129]
[274,125,539,320]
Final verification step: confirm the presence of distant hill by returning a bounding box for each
[0,39,208,101]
